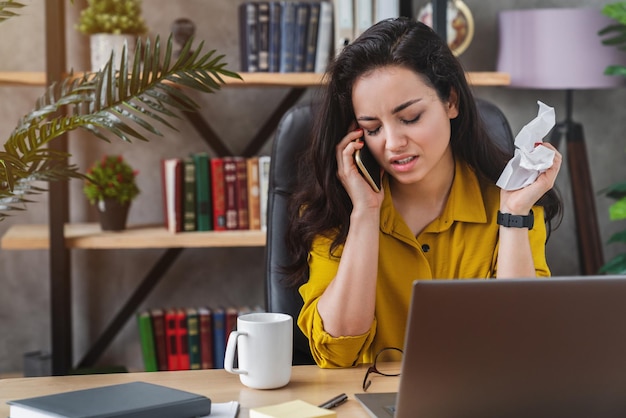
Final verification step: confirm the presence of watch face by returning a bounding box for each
[416,0,474,56]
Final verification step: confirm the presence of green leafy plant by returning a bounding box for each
[598,1,626,274]
[83,155,139,205]
[76,0,148,35]
[0,1,241,219]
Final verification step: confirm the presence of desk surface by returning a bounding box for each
[0,365,399,417]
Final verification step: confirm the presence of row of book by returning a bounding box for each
[334,0,400,54]
[239,1,333,73]
[161,154,271,233]
[238,0,401,74]
[137,306,265,372]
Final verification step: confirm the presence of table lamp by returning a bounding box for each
[497,7,626,275]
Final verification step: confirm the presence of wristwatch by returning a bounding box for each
[497,210,534,230]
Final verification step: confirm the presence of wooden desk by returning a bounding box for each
[0,365,399,417]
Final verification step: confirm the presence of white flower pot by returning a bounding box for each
[89,33,137,72]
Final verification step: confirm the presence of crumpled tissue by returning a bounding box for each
[496,101,556,191]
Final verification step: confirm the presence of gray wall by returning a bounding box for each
[1,0,624,374]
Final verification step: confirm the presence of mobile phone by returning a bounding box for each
[354,139,381,192]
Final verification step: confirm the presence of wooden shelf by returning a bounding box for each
[0,72,47,87]
[1,223,266,250]
[0,71,511,88]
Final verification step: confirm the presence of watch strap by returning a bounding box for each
[497,210,534,230]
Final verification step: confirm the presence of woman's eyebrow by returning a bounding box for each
[355,98,423,121]
[392,98,421,115]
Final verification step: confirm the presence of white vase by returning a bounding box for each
[89,33,137,72]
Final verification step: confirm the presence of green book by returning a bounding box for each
[186,307,201,370]
[137,311,158,372]
[192,152,212,231]
[182,157,197,232]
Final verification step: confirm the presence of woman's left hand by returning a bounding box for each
[500,143,562,214]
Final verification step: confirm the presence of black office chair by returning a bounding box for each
[264,98,515,365]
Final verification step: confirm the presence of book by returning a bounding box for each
[223,157,239,230]
[373,0,399,23]
[292,3,310,72]
[150,308,168,371]
[314,1,334,73]
[212,306,226,368]
[137,310,158,372]
[332,0,354,55]
[239,2,259,72]
[256,2,270,72]
[182,157,197,232]
[258,155,271,231]
[186,307,201,370]
[198,306,214,369]
[279,1,297,72]
[247,156,261,230]
[225,306,239,338]
[354,0,373,39]
[210,157,227,231]
[165,308,180,371]
[249,399,336,418]
[192,152,212,231]
[7,381,212,418]
[304,2,321,72]
[235,157,249,230]
[268,1,282,72]
[161,158,183,233]
[176,308,190,370]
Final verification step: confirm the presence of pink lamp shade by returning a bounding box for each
[497,8,626,89]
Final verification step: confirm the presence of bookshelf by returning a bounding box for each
[1,223,266,250]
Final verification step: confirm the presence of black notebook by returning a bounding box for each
[7,381,211,418]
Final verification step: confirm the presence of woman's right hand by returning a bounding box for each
[335,128,385,211]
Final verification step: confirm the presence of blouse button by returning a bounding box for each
[422,244,430,253]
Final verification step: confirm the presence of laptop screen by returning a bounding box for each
[392,276,626,418]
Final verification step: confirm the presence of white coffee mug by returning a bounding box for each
[224,312,293,389]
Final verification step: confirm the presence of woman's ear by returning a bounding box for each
[447,88,459,119]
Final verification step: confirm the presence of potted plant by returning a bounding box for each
[76,0,148,71]
[598,1,626,274]
[83,155,140,231]
[0,1,241,220]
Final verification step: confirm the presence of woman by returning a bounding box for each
[283,17,563,368]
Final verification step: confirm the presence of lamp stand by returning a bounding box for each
[549,90,605,275]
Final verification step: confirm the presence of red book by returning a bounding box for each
[235,157,249,230]
[223,157,239,230]
[210,158,227,231]
[176,308,190,370]
[198,307,214,369]
[150,308,168,371]
[165,308,180,371]
[161,158,184,233]
[225,306,239,337]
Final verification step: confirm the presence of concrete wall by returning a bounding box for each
[1,0,624,374]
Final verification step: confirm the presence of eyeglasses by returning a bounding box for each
[362,347,403,391]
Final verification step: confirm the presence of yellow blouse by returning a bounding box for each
[298,159,550,368]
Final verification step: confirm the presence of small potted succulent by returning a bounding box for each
[83,155,140,231]
[76,0,148,71]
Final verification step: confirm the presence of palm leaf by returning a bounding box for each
[0,33,241,216]
[0,1,25,23]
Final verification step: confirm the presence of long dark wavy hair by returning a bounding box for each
[282,17,562,287]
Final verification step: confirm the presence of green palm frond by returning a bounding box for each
[0,1,26,24]
[0,34,240,215]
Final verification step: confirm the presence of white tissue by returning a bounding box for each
[496,101,556,191]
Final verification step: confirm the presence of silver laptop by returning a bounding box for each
[356,276,626,418]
